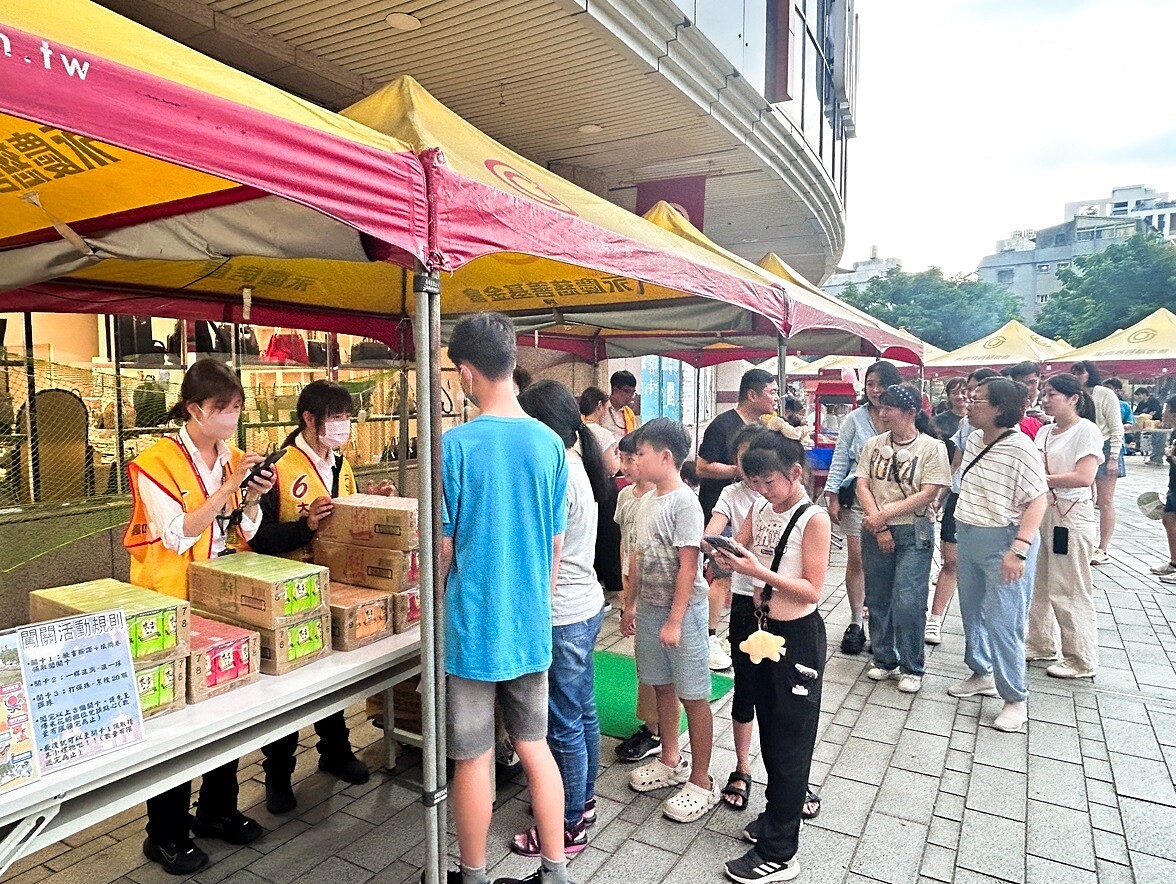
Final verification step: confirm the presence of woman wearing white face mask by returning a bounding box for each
[248,380,371,814]
[125,358,277,875]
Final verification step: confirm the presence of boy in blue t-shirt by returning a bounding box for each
[440,313,570,884]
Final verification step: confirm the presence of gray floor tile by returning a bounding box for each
[1109,752,1176,806]
[848,813,927,884]
[874,768,940,825]
[927,815,961,851]
[1132,850,1176,884]
[829,736,896,786]
[1026,800,1095,870]
[1102,717,1165,761]
[966,764,1027,822]
[1025,855,1097,884]
[974,724,1029,773]
[1027,756,1088,811]
[852,704,908,745]
[1094,829,1131,866]
[1028,720,1082,763]
[891,730,950,777]
[1121,796,1176,861]
[956,808,1026,883]
[805,775,878,837]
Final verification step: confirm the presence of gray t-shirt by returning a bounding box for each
[552,455,605,626]
[632,484,708,608]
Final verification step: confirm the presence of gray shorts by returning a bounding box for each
[840,504,863,539]
[446,671,548,760]
[635,600,711,701]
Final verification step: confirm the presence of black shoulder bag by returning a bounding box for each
[958,430,1015,486]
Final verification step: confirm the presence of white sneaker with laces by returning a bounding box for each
[897,674,923,693]
[709,634,732,671]
[1090,549,1110,566]
[1151,562,1176,575]
[1161,572,1176,585]
[867,667,898,681]
[924,618,942,645]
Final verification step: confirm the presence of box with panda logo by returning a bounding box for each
[187,615,261,703]
[134,657,187,719]
[328,583,393,651]
[188,553,328,631]
[28,579,190,664]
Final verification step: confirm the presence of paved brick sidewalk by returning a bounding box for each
[7,456,1176,884]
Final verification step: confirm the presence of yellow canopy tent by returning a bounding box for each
[1045,308,1176,379]
[924,320,1072,378]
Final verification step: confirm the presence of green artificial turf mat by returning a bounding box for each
[593,648,733,739]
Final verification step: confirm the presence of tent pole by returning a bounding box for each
[777,333,789,414]
[413,265,445,884]
[694,361,701,456]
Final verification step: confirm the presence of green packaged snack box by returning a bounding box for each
[29,579,190,664]
[134,658,187,718]
[188,553,328,630]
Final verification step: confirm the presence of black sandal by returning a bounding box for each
[721,771,753,811]
[801,788,821,820]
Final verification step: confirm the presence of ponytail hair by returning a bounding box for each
[1045,373,1096,422]
[520,379,611,504]
[741,427,806,480]
[166,358,244,424]
[282,380,353,448]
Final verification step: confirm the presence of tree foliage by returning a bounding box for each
[839,268,1022,351]
[1033,234,1176,347]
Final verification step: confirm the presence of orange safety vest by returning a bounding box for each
[124,436,248,600]
[274,442,356,560]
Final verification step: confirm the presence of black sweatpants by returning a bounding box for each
[751,609,825,863]
[260,710,352,776]
[145,760,239,844]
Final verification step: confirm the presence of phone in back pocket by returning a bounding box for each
[1052,526,1069,555]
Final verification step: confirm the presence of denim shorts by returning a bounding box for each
[635,599,712,701]
[1096,439,1126,479]
[447,671,548,760]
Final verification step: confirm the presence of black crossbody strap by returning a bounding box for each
[959,430,1015,484]
[758,501,814,623]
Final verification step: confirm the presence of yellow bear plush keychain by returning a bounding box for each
[740,626,786,664]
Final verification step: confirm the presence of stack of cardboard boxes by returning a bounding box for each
[313,495,422,638]
[29,579,192,719]
[187,614,261,703]
[188,553,331,675]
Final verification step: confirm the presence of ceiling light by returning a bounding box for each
[385,12,422,30]
[577,124,604,134]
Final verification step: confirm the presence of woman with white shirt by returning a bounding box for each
[1070,361,1124,565]
[823,360,903,655]
[1026,373,1104,679]
[948,378,1048,733]
[124,358,276,875]
[248,380,370,815]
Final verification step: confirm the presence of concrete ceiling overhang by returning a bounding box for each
[98,0,846,283]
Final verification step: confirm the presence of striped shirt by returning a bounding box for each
[955,429,1048,528]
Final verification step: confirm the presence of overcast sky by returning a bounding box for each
[840,0,1176,276]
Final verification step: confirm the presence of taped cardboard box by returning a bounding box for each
[196,609,331,676]
[135,657,186,719]
[316,494,419,551]
[329,583,393,651]
[188,553,328,631]
[187,615,261,703]
[392,586,421,634]
[29,578,190,664]
[314,539,419,595]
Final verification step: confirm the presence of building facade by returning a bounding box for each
[978,215,1151,321]
[95,0,860,285]
[1065,185,1176,243]
[822,247,901,297]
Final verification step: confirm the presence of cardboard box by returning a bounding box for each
[316,494,419,551]
[188,553,328,630]
[187,615,261,703]
[391,586,421,634]
[29,579,190,664]
[135,657,187,719]
[197,609,332,676]
[314,539,418,595]
[329,583,393,651]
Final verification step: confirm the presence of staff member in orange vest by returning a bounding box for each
[124,359,276,875]
[248,380,369,814]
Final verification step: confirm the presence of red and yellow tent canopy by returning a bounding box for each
[1045,308,1176,378]
[925,320,1071,378]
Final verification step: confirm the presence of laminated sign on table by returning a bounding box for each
[0,631,40,795]
[18,610,145,773]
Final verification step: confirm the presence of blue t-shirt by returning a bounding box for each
[441,415,568,681]
[1119,399,1133,427]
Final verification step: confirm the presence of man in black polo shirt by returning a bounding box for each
[696,368,779,669]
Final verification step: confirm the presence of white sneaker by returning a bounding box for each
[947,673,999,698]
[897,674,923,693]
[1047,663,1096,680]
[709,635,732,671]
[1090,549,1110,566]
[1151,562,1176,575]
[1161,573,1176,585]
[992,701,1027,733]
[924,619,942,646]
[867,667,898,681]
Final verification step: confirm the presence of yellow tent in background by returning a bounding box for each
[1046,308,1176,378]
[925,320,1071,377]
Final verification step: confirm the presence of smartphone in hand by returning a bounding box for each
[704,534,743,556]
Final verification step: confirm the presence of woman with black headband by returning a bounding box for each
[855,383,951,694]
